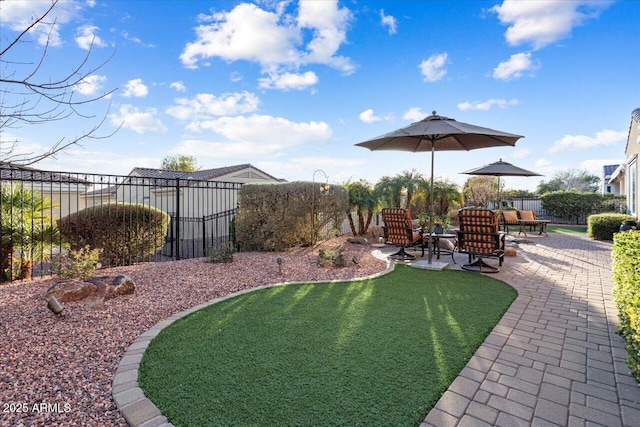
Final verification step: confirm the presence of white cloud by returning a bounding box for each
[535,158,553,168]
[512,149,532,159]
[75,75,107,96]
[359,109,382,123]
[75,25,107,50]
[180,1,355,77]
[110,105,167,134]
[458,99,519,111]
[548,129,627,153]
[166,92,260,124]
[186,114,332,146]
[380,9,397,35]
[258,71,319,90]
[403,107,429,122]
[0,0,80,46]
[493,52,540,81]
[170,81,186,92]
[172,115,331,159]
[491,0,613,50]
[122,79,149,98]
[419,53,448,82]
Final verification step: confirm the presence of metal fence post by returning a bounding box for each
[175,178,181,260]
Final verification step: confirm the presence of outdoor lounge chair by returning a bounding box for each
[501,210,519,233]
[457,208,505,273]
[381,207,423,260]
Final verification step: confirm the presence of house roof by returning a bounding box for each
[603,164,620,178]
[0,162,91,184]
[625,107,640,155]
[129,163,281,182]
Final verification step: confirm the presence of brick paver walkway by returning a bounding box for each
[421,232,640,427]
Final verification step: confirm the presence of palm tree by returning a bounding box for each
[344,180,378,236]
[1,185,61,281]
[375,169,426,211]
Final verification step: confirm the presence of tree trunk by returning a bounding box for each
[357,207,365,235]
[0,244,13,282]
[346,212,357,236]
[19,259,32,281]
[364,209,374,234]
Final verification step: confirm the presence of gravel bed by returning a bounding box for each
[0,237,387,427]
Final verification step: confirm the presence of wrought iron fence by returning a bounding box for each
[0,164,241,282]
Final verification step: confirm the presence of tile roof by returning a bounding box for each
[129,163,280,181]
[0,162,91,184]
[603,164,620,177]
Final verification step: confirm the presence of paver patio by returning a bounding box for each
[420,232,640,427]
[114,231,640,426]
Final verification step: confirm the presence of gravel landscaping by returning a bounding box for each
[0,236,387,427]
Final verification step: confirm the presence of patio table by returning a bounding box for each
[517,219,550,236]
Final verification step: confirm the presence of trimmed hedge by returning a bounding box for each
[58,203,170,266]
[587,213,637,240]
[541,191,603,224]
[235,182,348,252]
[612,230,640,383]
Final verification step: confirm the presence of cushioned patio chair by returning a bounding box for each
[501,210,519,233]
[518,210,538,235]
[457,208,505,273]
[381,208,423,260]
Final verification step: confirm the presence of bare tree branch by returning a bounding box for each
[0,0,118,165]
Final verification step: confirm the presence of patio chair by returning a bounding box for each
[501,210,519,233]
[518,210,539,234]
[381,208,423,260]
[456,208,505,273]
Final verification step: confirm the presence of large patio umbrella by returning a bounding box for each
[355,111,524,267]
[461,159,541,209]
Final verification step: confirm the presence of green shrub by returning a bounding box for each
[612,230,640,383]
[206,242,234,263]
[54,245,102,279]
[58,203,170,266]
[235,182,349,252]
[587,213,637,240]
[541,191,603,224]
[318,246,346,268]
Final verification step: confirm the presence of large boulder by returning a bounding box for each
[45,275,135,305]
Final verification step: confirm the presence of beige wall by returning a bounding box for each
[625,112,640,217]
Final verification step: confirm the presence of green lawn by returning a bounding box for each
[139,265,517,427]
[547,225,587,235]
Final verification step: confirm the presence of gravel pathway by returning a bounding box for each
[0,237,386,427]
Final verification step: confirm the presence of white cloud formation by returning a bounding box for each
[171,115,332,158]
[122,79,149,98]
[180,1,354,83]
[548,129,627,153]
[403,107,429,122]
[458,99,519,111]
[75,25,107,50]
[491,0,613,50]
[493,52,540,81]
[258,71,319,90]
[75,75,107,96]
[512,149,532,159]
[0,0,80,46]
[419,53,448,82]
[359,109,382,123]
[166,92,260,124]
[380,9,397,35]
[170,81,186,92]
[110,105,167,134]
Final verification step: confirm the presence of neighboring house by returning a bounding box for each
[607,164,625,196]
[623,108,640,217]
[602,164,624,195]
[0,162,92,218]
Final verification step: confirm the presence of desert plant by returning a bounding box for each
[58,203,170,267]
[206,242,234,264]
[54,245,102,279]
[318,246,346,268]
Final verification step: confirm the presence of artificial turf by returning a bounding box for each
[547,225,587,235]
[139,265,517,426]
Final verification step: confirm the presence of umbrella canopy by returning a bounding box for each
[461,159,541,208]
[356,111,524,265]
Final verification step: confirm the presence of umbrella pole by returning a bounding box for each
[428,142,435,264]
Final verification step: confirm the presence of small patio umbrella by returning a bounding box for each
[461,159,541,209]
[356,111,524,268]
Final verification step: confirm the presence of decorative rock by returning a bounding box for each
[504,246,517,257]
[45,280,97,302]
[347,237,369,245]
[44,275,135,305]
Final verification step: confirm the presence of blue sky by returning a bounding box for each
[1,0,638,191]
